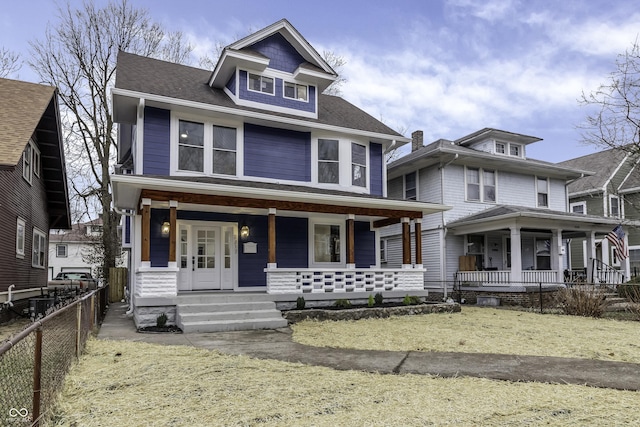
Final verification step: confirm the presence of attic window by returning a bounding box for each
[495,142,505,154]
[248,73,274,95]
[284,82,308,101]
[510,144,521,157]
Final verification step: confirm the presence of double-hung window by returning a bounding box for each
[404,172,417,200]
[466,167,495,202]
[510,144,521,157]
[23,140,41,184]
[32,228,46,268]
[570,202,586,215]
[284,82,308,101]
[248,73,274,95]
[609,195,621,218]
[351,143,367,187]
[177,119,237,176]
[312,223,343,264]
[537,177,549,207]
[318,139,339,184]
[495,142,506,154]
[56,244,68,257]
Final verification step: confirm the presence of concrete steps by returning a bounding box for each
[176,294,287,333]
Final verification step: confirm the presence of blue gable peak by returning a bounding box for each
[242,33,305,74]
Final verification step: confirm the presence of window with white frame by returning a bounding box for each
[380,238,387,262]
[33,148,40,178]
[32,228,46,268]
[351,143,367,187]
[510,144,521,157]
[537,176,549,207]
[466,167,496,202]
[312,223,343,264]
[570,201,586,215]
[318,139,339,184]
[176,119,238,176]
[56,244,68,257]
[284,82,308,101]
[609,195,621,218]
[535,239,551,270]
[495,141,523,158]
[612,247,621,267]
[404,172,417,200]
[248,73,274,95]
[16,218,25,257]
[495,142,505,154]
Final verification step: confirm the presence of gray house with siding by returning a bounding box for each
[382,128,633,300]
[111,19,447,330]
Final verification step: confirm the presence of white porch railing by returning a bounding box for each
[265,267,425,294]
[456,270,560,286]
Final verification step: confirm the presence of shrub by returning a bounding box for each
[403,295,422,305]
[618,284,640,302]
[367,294,375,308]
[334,299,352,309]
[156,313,168,328]
[374,293,383,306]
[556,287,605,318]
[296,296,306,310]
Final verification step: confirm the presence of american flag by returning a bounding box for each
[606,224,628,260]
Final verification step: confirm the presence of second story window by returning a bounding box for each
[284,82,308,101]
[212,126,237,175]
[248,73,274,95]
[351,143,367,187]
[318,139,339,184]
[466,167,496,203]
[56,244,68,257]
[495,142,505,154]
[570,202,586,215]
[610,195,621,218]
[22,140,40,185]
[404,172,417,200]
[178,120,204,172]
[537,177,549,207]
[510,144,521,157]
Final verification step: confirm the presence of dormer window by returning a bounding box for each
[284,82,308,101]
[510,144,521,157]
[494,141,523,158]
[495,142,505,154]
[248,73,274,95]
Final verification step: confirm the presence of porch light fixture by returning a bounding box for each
[161,221,171,237]
[240,225,250,239]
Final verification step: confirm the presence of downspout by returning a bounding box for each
[439,154,457,299]
[3,284,15,307]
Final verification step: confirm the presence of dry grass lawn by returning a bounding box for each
[293,306,640,363]
[45,339,640,427]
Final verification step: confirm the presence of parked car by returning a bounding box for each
[49,271,98,290]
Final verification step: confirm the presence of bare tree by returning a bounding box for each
[29,0,193,282]
[580,39,640,156]
[0,47,21,78]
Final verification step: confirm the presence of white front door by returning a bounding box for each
[177,222,236,291]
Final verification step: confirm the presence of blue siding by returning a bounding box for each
[354,221,376,268]
[238,70,316,113]
[226,74,236,95]
[143,107,170,175]
[149,209,170,267]
[250,33,305,73]
[370,143,383,196]
[124,216,130,245]
[244,123,311,181]
[276,217,308,268]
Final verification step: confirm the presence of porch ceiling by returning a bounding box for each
[112,174,450,223]
[446,205,640,236]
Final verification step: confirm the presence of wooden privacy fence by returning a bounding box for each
[108,267,128,303]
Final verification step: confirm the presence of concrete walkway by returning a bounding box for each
[98,303,640,391]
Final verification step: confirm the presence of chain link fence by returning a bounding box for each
[0,286,108,426]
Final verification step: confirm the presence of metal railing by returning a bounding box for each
[591,258,625,286]
[0,286,108,426]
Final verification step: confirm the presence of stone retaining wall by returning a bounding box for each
[282,303,460,324]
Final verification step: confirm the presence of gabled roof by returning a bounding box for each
[113,51,405,142]
[387,137,591,181]
[455,128,542,147]
[208,19,337,91]
[619,162,640,193]
[0,78,71,229]
[50,217,102,243]
[557,147,629,195]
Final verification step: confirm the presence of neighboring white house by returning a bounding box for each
[48,218,104,280]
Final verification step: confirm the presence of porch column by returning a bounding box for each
[623,232,631,281]
[414,218,422,267]
[268,208,276,268]
[402,217,411,267]
[550,228,562,283]
[601,238,610,265]
[510,226,522,284]
[141,198,151,265]
[586,231,596,282]
[168,200,178,266]
[346,214,355,268]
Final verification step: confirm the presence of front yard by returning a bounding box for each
[44,307,640,426]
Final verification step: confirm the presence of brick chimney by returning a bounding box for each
[411,130,424,152]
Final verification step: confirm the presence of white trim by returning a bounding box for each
[311,134,371,193]
[282,81,309,103]
[464,166,496,203]
[135,99,145,174]
[32,227,47,269]
[404,171,418,200]
[16,217,25,258]
[247,72,275,96]
[112,87,409,144]
[309,217,346,268]
[569,201,587,215]
[56,243,68,258]
[535,175,550,208]
[608,194,623,218]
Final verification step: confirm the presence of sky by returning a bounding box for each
[1,0,639,162]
